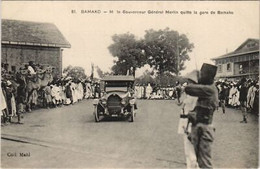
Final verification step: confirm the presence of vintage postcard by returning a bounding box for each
[1,1,259,168]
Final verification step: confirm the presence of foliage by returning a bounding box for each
[143,27,194,76]
[63,65,87,80]
[95,65,112,79]
[108,28,193,78]
[136,70,188,87]
[154,72,187,87]
[108,33,146,76]
[135,70,156,85]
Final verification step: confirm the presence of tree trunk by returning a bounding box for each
[133,67,136,77]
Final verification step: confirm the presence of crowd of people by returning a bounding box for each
[216,78,259,121]
[1,60,258,169]
[134,82,182,100]
[177,63,259,169]
[1,62,101,126]
[134,77,259,117]
[1,61,259,126]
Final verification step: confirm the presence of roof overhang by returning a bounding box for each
[2,40,71,48]
[212,50,259,60]
[217,72,259,78]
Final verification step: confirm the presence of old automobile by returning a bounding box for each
[93,75,136,122]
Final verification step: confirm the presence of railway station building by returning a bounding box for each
[1,19,71,77]
[212,38,259,81]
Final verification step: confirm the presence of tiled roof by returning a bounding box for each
[212,38,259,60]
[1,19,70,48]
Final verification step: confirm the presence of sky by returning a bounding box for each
[2,1,259,78]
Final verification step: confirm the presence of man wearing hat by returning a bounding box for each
[237,78,248,123]
[184,63,218,169]
[28,61,36,75]
[16,67,28,124]
[175,81,182,104]
[179,70,199,168]
[5,80,17,123]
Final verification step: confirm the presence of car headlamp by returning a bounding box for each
[121,100,126,105]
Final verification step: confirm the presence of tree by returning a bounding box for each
[143,28,194,76]
[135,70,156,85]
[63,65,87,80]
[95,65,112,79]
[108,33,146,76]
[154,72,187,87]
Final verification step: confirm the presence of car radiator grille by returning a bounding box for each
[107,95,121,113]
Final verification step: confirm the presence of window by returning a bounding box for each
[239,64,243,74]
[227,63,231,72]
[218,65,222,73]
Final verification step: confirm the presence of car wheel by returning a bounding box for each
[94,105,100,122]
[128,106,134,122]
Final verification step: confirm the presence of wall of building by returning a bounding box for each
[215,52,259,80]
[215,52,259,65]
[216,62,234,78]
[1,44,62,77]
[233,63,240,75]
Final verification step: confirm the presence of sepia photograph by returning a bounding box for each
[1,1,259,168]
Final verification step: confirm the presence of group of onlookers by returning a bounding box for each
[1,61,259,126]
[37,79,93,108]
[1,62,101,125]
[134,82,182,100]
[216,78,259,116]
[1,78,101,125]
[134,78,259,116]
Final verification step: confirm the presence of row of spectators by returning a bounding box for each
[134,78,259,115]
[216,78,259,115]
[134,82,182,100]
[1,62,259,125]
[1,64,101,125]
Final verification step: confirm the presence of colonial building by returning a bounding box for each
[1,19,70,77]
[212,38,259,80]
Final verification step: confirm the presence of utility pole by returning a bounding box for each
[176,36,179,77]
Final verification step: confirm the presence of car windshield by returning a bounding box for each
[105,81,131,92]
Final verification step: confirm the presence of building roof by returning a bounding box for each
[212,38,259,60]
[102,75,135,81]
[2,19,71,48]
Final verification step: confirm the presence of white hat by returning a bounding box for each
[7,80,12,86]
[65,77,72,80]
[185,70,199,83]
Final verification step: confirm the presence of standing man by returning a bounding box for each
[237,78,248,123]
[28,61,36,75]
[218,82,226,114]
[146,83,153,99]
[94,83,101,98]
[16,68,28,124]
[185,63,218,169]
[175,81,182,104]
[65,83,73,105]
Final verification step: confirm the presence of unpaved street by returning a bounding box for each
[1,99,258,168]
